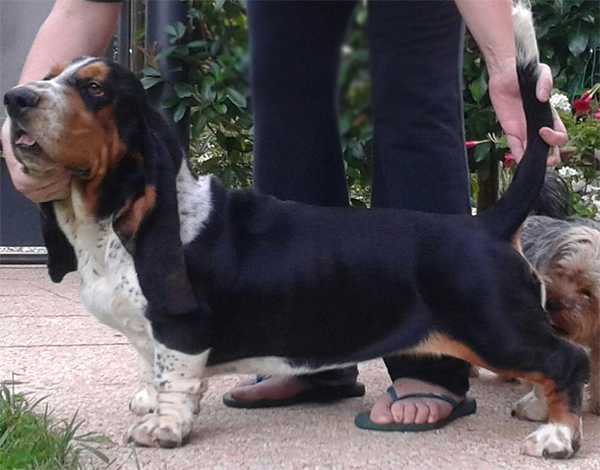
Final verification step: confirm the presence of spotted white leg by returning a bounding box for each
[512,384,548,422]
[127,344,208,448]
[129,353,159,416]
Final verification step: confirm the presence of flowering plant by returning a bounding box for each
[558,84,600,169]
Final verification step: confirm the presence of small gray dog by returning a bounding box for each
[514,172,600,420]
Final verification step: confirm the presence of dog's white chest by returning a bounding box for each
[54,202,150,343]
[78,233,148,336]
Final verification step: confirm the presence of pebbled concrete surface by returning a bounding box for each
[2,265,600,469]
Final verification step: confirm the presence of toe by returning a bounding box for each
[414,401,431,425]
[369,397,394,424]
[399,402,417,424]
[427,400,442,424]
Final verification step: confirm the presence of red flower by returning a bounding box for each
[503,153,516,169]
[465,140,487,149]
[573,92,592,116]
[594,109,600,121]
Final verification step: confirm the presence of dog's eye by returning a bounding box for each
[87,81,104,97]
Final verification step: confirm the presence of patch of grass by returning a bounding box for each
[0,383,112,470]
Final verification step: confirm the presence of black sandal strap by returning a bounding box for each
[386,386,460,408]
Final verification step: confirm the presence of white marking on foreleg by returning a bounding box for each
[129,354,159,416]
[127,344,208,448]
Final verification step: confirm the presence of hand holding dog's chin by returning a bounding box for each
[2,119,71,203]
[488,60,566,167]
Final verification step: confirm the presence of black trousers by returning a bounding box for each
[247,0,471,396]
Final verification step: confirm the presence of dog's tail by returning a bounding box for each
[479,1,555,240]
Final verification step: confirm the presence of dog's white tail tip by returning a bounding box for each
[512,0,539,66]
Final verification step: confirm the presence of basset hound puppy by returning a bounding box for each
[3,4,588,459]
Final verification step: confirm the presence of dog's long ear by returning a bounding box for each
[39,202,77,282]
[112,110,203,320]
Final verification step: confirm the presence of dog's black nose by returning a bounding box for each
[4,87,40,116]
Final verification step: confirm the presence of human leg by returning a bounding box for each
[366,0,471,427]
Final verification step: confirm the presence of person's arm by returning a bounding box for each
[454,0,567,163]
[3,0,121,202]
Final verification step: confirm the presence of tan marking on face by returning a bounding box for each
[47,63,67,80]
[55,87,127,212]
[75,62,111,83]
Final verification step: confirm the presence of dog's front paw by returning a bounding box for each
[512,389,548,422]
[127,413,193,448]
[521,423,580,459]
[129,385,159,416]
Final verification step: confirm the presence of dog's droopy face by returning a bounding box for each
[4,57,146,183]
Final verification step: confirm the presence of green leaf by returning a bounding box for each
[155,45,177,62]
[173,45,190,57]
[474,142,492,163]
[188,40,207,49]
[214,102,228,114]
[174,83,195,98]
[165,24,177,38]
[140,76,164,90]
[161,97,180,109]
[173,102,187,123]
[568,27,589,56]
[188,8,201,21]
[142,67,161,77]
[471,72,488,103]
[469,80,482,103]
[215,0,226,10]
[202,85,216,103]
[174,21,187,40]
[225,87,247,109]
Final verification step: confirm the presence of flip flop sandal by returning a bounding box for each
[354,386,477,432]
[223,375,366,409]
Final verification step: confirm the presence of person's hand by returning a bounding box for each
[488,60,567,166]
[1,118,71,202]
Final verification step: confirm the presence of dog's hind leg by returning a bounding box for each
[415,320,589,459]
[127,343,208,448]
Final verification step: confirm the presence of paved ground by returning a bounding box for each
[2,265,600,469]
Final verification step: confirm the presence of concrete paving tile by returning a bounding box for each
[0,315,124,346]
[0,294,82,317]
[0,265,49,281]
[3,267,600,469]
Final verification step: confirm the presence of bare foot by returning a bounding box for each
[369,378,463,425]
[227,375,309,403]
